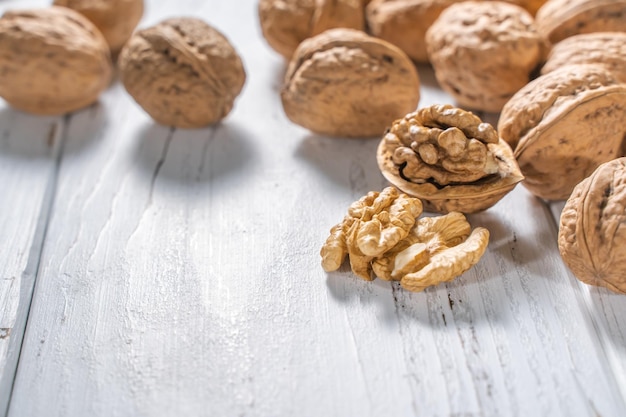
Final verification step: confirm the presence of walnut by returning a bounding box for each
[321,188,490,292]
[53,0,144,53]
[321,187,423,279]
[541,32,626,83]
[425,1,545,112]
[498,64,626,200]
[281,28,420,137]
[535,0,626,44]
[372,212,490,292]
[377,105,523,213]
[118,18,246,129]
[258,0,365,59]
[0,7,112,116]
[559,158,626,294]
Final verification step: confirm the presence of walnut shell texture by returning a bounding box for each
[377,105,524,213]
[535,0,626,44]
[118,18,246,129]
[0,7,112,116]
[498,64,626,200]
[541,32,626,83]
[426,1,544,112]
[559,158,626,294]
[53,0,144,53]
[258,0,364,59]
[281,28,420,137]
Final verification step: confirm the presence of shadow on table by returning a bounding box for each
[132,121,256,187]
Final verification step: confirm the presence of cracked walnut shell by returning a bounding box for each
[498,64,626,200]
[377,105,523,213]
[425,1,545,112]
[0,7,112,115]
[258,0,364,59]
[281,28,420,137]
[53,0,144,53]
[320,188,490,292]
[535,0,626,44]
[559,158,626,294]
[118,18,246,128]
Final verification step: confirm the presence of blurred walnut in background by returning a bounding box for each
[54,0,144,53]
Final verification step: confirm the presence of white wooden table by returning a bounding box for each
[1,1,625,416]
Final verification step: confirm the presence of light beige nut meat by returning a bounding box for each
[365,0,458,63]
[54,0,144,53]
[541,32,626,83]
[258,0,364,59]
[281,28,420,137]
[498,64,626,200]
[320,187,423,280]
[373,212,489,292]
[425,1,545,112]
[0,7,112,116]
[559,158,626,294]
[377,104,524,213]
[118,18,246,129]
[535,0,626,44]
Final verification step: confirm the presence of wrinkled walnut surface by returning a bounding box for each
[535,0,626,44]
[425,1,544,112]
[281,28,420,137]
[559,158,626,294]
[365,0,458,63]
[377,105,523,213]
[0,7,112,115]
[498,64,626,200]
[541,32,626,83]
[54,0,144,53]
[258,0,364,58]
[119,17,246,128]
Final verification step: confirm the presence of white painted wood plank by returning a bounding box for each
[2,0,626,416]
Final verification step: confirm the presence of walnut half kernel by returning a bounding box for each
[321,187,490,292]
[377,105,523,213]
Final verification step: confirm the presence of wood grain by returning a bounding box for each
[0,1,625,416]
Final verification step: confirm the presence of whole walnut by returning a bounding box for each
[541,32,626,83]
[535,0,626,44]
[498,64,626,200]
[281,28,420,137]
[258,0,365,59]
[426,1,545,113]
[0,7,112,116]
[559,158,626,294]
[118,18,246,129]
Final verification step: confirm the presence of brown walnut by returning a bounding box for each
[498,64,626,200]
[118,18,246,129]
[559,158,626,294]
[535,0,626,44]
[54,0,144,53]
[258,0,365,59]
[425,1,545,112]
[0,7,112,116]
[281,28,420,137]
[377,105,523,213]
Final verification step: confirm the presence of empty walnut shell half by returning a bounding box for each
[377,104,523,213]
[541,32,626,83]
[258,0,364,59]
[0,7,112,115]
[535,0,626,44]
[118,18,246,128]
[281,28,420,137]
[498,64,626,200]
[559,158,626,294]
[54,0,144,53]
[425,1,545,112]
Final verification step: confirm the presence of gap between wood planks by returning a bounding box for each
[0,116,70,417]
